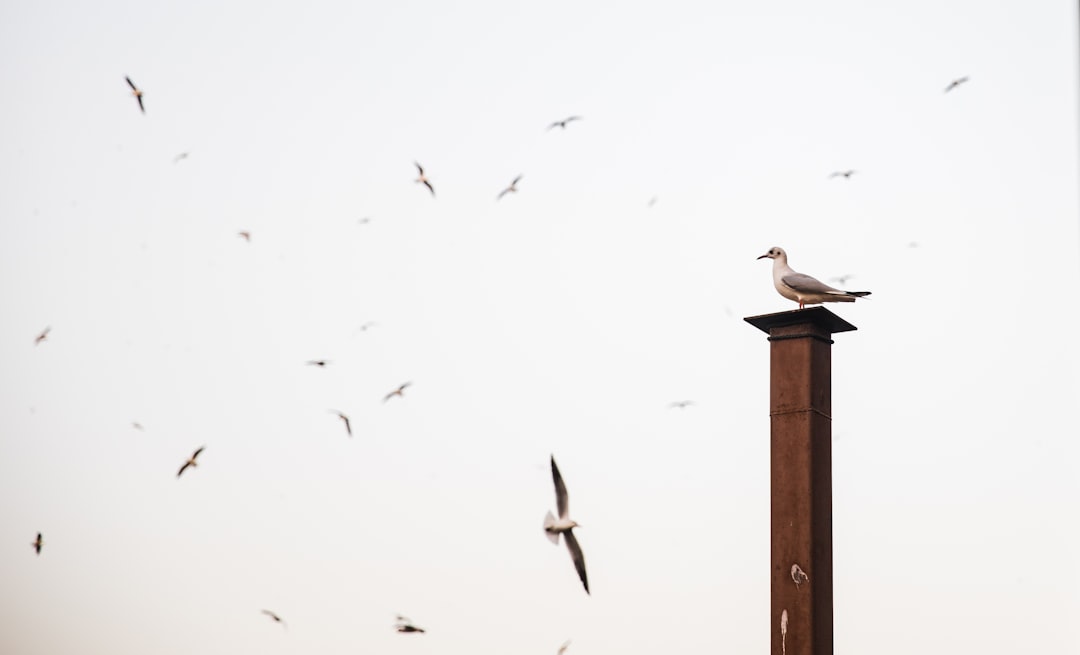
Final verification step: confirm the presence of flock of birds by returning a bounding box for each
[21,70,970,651]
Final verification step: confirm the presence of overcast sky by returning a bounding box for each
[1,1,1078,654]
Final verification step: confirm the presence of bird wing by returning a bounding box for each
[192,446,205,459]
[423,180,435,196]
[177,462,191,477]
[414,161,424,175]
[565,116,581,123]
[551,456,569,519]
[343,415,352,436]
[512,174,523,185]
[781,272,849,296]
[497,187,509,200]
[563,530,589,594]
[136,95,145,113]
[125,76,137,90]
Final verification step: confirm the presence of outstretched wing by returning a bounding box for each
[564,530,589,594]
[550,456,569,519]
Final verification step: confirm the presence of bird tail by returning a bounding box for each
[847,291,871,298]
[543,511,560,544]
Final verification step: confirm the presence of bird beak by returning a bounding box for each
[756,253,769,260]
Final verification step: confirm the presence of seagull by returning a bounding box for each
[125,76,145,113]
[547,116,582,130]
[34,326,50,345]
[414,162,435,197]
[496,175,523,200]
[757,247,871,309]
[557,640,572,655]
[306,360,329,367]
[647,196,658,208]
[944,76,969,93]
[383,382,412,403]
[394,616,425,633]
[173,152,189,164]
[132,422,144,431]
[331,410,352,437]
[357,321,378,332]
[261,609,287,628]
[668,400,695,409]
[237,231,251,242]
[791,563,809,588]
[32,532,43,555]
[177,446,205,478]
[357,217,372,225]
[828,170,856,179]
[544,455,589,594]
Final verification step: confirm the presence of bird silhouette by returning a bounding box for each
[547,116,581,130]
[496,175,523,200]
[944,76,969,93]
[177,446,205,478]
[125,76,145,113]
[543,455,589,594]
[383,382,412,403]
[414,162,435,197]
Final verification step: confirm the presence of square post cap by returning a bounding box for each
[744,306,857,336]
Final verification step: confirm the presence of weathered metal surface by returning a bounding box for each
[747,308,856,655]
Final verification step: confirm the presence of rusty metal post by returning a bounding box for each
[745,307,857,655]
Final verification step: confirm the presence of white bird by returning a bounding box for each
[34,326,50,345]
[791,563,809,588]
[944,76,969,93]
[261,609,287,628]
[757,247,871,309]
[496,175,523,200]
[828,170,856,179]
[177,446,205,478]
[557,639,572,655]
[383,381,412,403]
[544,455,589,594]
[414,162,435,197]
[394,615,425,633]
[668,400,695,409]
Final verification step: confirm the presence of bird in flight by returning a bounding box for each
[331,410,352,437]
[357,321,378,332]
[668,400,695,409]
[791,563,809,588]
[547,116,581,130]
[132,422,145,431]
[414,162,435,197]
[647,196,658,208]
[828,170,856,179]
[544,455,589,594]
[34,326,50,345]
[829,274,854,286]
[32,532,43,555]
[261,609,287,628]
[496,175,523,200]
[173,152,189,164]
[557,639,572,655]
[394,616,425,633]
[944,76,969,93]
[306,360,329,367]
[757,247,871,309]
[177,446,205,478]
[125,76,145,113]
[237,231,251,242]
[383,382,412,403]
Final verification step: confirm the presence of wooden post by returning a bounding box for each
[745,307,857,655]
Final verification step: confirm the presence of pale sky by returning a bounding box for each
[1,1,1078,654]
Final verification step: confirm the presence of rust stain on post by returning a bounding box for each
[745,307,856,655]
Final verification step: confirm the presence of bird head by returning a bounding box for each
[757,246,786,261]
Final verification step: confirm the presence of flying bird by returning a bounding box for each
[668,400,695,409]
[828,170,856,179]
[331,410,352,437]
[34,326,50,345]
[547,116,581,130]
[557,640,572,655]
[357,321,378,332]
[829,274,854,286]
[647,196,658,208]
[944,76,969,93]
[261,610,287,628]
[394,616,425,633]
[383,382,412,402]
[757,247,871,309]
[414,162,435,197]
[544,455,589,594]
[496,175,523,200]
[791,563,809,588]
[306,360,329,367]
[177,446,205,478]
[125,76,145,113]
[237,231,251,242]
[173,152,189,164]
[32,532,43,555]
[132,422,144,431]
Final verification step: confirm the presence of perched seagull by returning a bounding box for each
[237,231,251,242]
[668,400,695,409]
[944,76,969,93]
[32,532,43,555]
[34,326,50,345]
[414,162,435,197]
[791,563,809,588]
[394,616,425,633]
[557,639,572,655]
[331,410,352,437]
[125,76,145,113]
[828,170,856,179]
[757,247,871,309]
[177,446,205,478]
[496,175,523,200]
[544,455,589,594]
[261,609,287,628]
[383,381,412,403]
[172,152,189,164]
[306,360,329,367]
[547,116,582,130]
